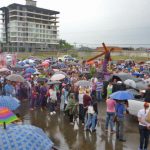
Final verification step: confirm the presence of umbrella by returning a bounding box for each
[132,72,142,76]
[0,107,18,128]
[24,73,31,78]
[25,67,36,74]
[124,79,136,88]
[110,91,134,100]
[44,59,50,63]
[0,68,10,73]
[136,81,148,90]
[126,89,140,96]
[145,78,150,84]
[33,71,41,75]
[36,77,48,82]
[47,81,61,85]
[23,59,35,64]
[42,61,49,67]
[54,71,67,76]
[6,74,25,82]
[0,96,20,110]
[53,69,59,72]
[50,74,65,81]
[82,71,90,74]
[142,70,150,74]
[75,80,91,87]
[17,61,25,66]
[0,124,54,150]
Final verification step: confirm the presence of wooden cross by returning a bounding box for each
[87,43,112,62]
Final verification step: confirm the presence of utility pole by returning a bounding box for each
[74,42,77,50]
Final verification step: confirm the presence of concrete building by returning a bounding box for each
[0,0,59,52]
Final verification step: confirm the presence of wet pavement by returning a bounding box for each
[18,101,140,150]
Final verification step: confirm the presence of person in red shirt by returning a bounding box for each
[83,89,92,124]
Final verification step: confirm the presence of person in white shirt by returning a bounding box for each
[49,85,57,115]
[137,102,150,150]
[78,87,84,125]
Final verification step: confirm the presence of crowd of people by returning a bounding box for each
[1,58,150,150]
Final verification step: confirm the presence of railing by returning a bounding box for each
[9,15,58,23]
[8,20,59,28]
[9,10,58,18]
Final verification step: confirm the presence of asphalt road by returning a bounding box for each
[18,101,140,150]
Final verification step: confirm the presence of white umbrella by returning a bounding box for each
[124,79,136,88]
[33,71,41,75]
[75,80,91,87]
[0,68,10,73]
[6,74,25,82]
[50,74,65,81]
[54,71,67,76]
[145,78,150,84]
[53,69,59,72]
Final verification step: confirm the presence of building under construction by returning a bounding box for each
[0,0,59,52]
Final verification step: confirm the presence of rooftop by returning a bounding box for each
[0,3,59,15]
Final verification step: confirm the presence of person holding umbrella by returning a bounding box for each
[110,91,134,142]
[115,100,127,142]
[4,80,14,96]
[39,82,47,111]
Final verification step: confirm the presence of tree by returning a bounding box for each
[57,39,74,50]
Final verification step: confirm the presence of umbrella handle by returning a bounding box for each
[3,122,6,129]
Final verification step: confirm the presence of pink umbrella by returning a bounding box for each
[44,60,50,63]
[42,61,49,67]
[53,69,59,72]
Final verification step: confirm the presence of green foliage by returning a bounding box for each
[57,39,74,50]
[90,66,96,77]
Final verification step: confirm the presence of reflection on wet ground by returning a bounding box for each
[18,101,139,150]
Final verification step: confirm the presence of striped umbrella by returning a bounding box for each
[0,107,18,129]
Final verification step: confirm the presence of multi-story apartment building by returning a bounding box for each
[0,0,59,52]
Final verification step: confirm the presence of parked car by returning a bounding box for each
[109,73,148,116]
[58,55,77,62]
[6,55,13,65]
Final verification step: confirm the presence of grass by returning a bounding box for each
[17,50,149,62]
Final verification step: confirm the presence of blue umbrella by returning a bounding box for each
[24,73,31,78]
[0,124,54,150]
[25,68,36,74]
[0,96,20,110]
[110,91,134,100]
[132,72,142,76]
[17,61,25,66]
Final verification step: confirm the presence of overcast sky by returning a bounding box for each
[0,0,150,47]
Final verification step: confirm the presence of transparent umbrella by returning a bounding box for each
[6,74,25,82]
[124,79,136,88]
[75,80,91,87]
